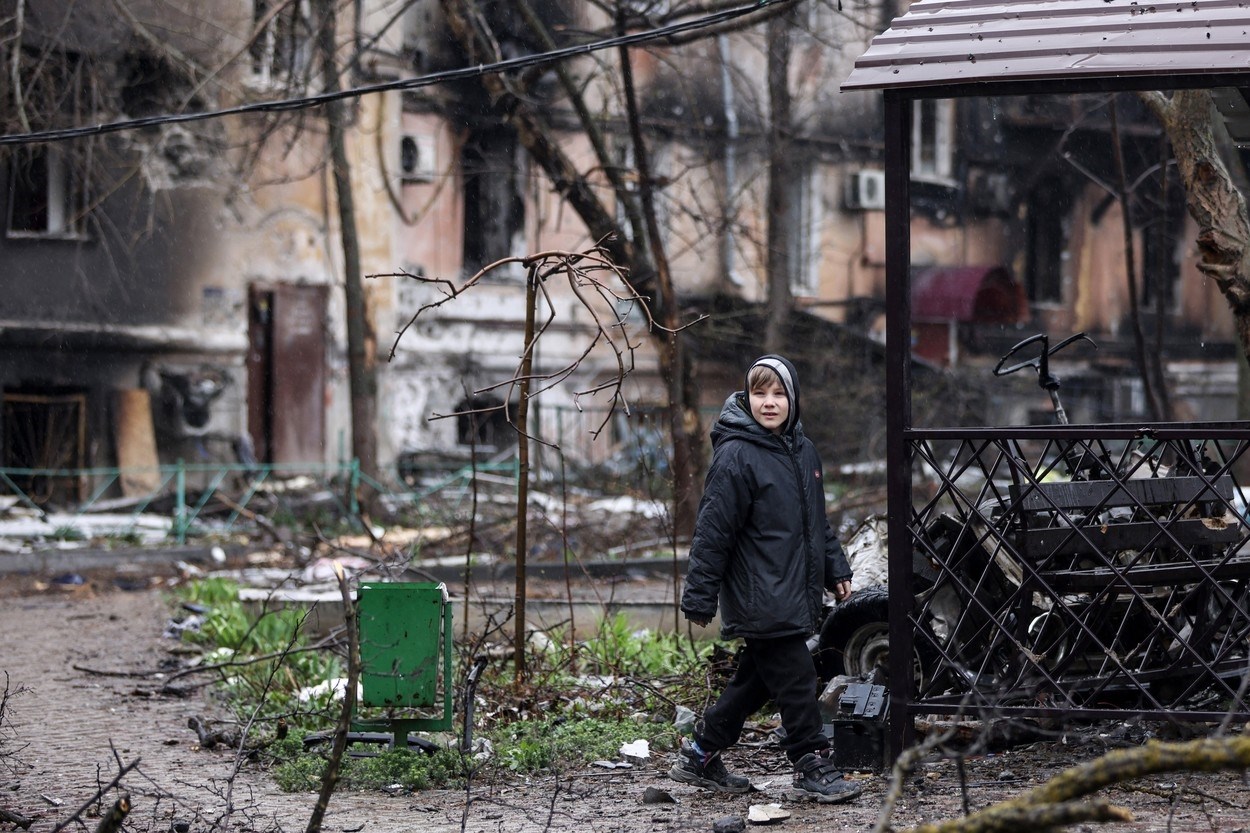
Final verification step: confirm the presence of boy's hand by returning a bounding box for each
[688,616,711,627]
[833,580,853,602]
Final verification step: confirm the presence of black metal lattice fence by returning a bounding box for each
[896,422,1250,725]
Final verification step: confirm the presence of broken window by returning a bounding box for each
[4,46,95,238]
[912,98,954,181]
[461,128,526,279]
[249,0,314,88]
[1,390,87,504]
[6,144,87,238]
[455,395,516,451]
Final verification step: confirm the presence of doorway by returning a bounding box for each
[246,283,328,464]
[1,389,87,504]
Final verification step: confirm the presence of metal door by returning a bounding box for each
[247,283,328,464]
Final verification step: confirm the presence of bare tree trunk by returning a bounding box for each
[764,10,794,355]
[1141,89,1250,363]
[512,264,537,684]
[439,0,705,537]
[616,8,701,537]
[317,0,379,489]
[305,562,359,833]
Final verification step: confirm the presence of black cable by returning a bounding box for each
[0,0,780,146]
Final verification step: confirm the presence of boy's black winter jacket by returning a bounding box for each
[681,387,852,640]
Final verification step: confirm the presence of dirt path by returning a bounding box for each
[2,583,1249,832]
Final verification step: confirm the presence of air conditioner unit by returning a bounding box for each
[399,133,437,182]
[845,169,886,211]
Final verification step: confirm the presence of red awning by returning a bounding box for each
[911,265,1025,324]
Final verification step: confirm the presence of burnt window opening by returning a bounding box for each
[1,389,88,504]
[455,395,516,452]
[120,52,204,118]
[461,129,526,278]
[7,144,87,238]
[250,0,314,88]
[1024,177,1070,305]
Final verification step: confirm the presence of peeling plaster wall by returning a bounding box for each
[389,105,669,468]
[384,269,664,465]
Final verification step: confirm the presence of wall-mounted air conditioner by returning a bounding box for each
[400,133,437,182]
[845,169,886,211]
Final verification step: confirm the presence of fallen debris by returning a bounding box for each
[0,808,33,829]
[641,786,676,804]
[620,738,650,763]
[187,715,240,750]
[747,803,790,824]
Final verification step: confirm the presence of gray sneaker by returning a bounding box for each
[789,751,862,803]
[668,740,751,793]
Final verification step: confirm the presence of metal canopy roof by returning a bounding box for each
[842,0,1250,93]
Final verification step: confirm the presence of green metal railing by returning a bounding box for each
[0,457,521,548]
[0,460,363,544]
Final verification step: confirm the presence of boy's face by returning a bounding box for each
[748,379,789,434]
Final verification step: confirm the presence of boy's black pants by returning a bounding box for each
[696,633,829,765]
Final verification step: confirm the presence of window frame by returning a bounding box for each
[248,0,315,89]
[911,98,955,183]
[6,144,89,240]
[788,162,823,298]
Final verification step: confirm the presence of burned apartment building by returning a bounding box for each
[394,0,1243,467]
[0,0,397,503]
[0,0,1242,506]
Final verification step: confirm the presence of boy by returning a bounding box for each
[670,354,860,803]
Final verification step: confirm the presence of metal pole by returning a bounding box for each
[883,89,915,760]
[175,459,187,545]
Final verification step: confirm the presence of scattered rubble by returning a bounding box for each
[747,803,790,824]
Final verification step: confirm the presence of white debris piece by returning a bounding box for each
[297,678,363,703]
[747,804,790,824]
[619,739,650,762]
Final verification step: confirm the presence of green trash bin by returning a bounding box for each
[351,581,454,743]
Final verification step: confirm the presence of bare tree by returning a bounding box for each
[763,5,795,354]
[436,0,804,538]
[313,0,379,490]
[382,244,691,680]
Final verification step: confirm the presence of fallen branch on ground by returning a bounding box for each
[0,807,33,829]
[93,793,129,833]
[902,736,1250,833]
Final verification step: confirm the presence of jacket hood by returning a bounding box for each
[744,354,801,436]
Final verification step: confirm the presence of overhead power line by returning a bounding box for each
[0,0,783,146]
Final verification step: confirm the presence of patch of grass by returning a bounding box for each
[266,714,675,792]
[49,524,84,541]
[174,582,716,792]
[175,576,242,606]
[171,578,343,732]
[105,530,147,547]
[497,715,676,772]
[546,612,715,679]
[268,733,468,792]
